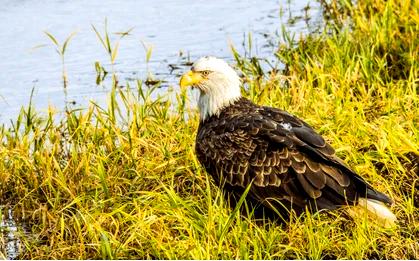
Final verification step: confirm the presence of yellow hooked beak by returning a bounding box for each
[179,70,203,88]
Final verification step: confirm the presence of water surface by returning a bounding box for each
[0,0,321,123]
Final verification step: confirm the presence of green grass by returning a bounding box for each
[0,0,418,259]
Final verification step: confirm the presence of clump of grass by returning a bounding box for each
[92,19,133,86]
[0,0,418,259]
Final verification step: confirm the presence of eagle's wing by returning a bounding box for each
[196,108,391,213]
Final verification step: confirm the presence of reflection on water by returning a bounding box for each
[0,0,322,123]
[0,208,28,260]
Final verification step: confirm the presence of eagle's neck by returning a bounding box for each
[198,85,241,121]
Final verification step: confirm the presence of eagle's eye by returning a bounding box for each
[201,70,211,77]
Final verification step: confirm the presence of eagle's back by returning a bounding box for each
[195,98,391,215]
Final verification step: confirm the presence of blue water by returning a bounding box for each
[0,0,322,123]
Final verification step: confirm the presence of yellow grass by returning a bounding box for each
[0,0,417,258]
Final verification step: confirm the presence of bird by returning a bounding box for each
[179,56,396,225]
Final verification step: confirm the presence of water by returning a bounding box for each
[0,0,322,124]
[0,208,29,260]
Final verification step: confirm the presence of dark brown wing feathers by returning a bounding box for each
[195,98,392,215]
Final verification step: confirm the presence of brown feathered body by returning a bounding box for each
[196,97,392,216]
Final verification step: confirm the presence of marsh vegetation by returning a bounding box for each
[0,0,418,259]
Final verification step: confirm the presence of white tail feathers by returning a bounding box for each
[355,198,397,228]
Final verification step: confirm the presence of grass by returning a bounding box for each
[44,31,77,90]
[0,0,418,259]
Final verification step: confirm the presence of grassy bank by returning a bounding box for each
[0,0,418,259]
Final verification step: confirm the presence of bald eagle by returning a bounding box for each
[180,56,396,225]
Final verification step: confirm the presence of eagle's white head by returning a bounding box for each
[180,56,242,121]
